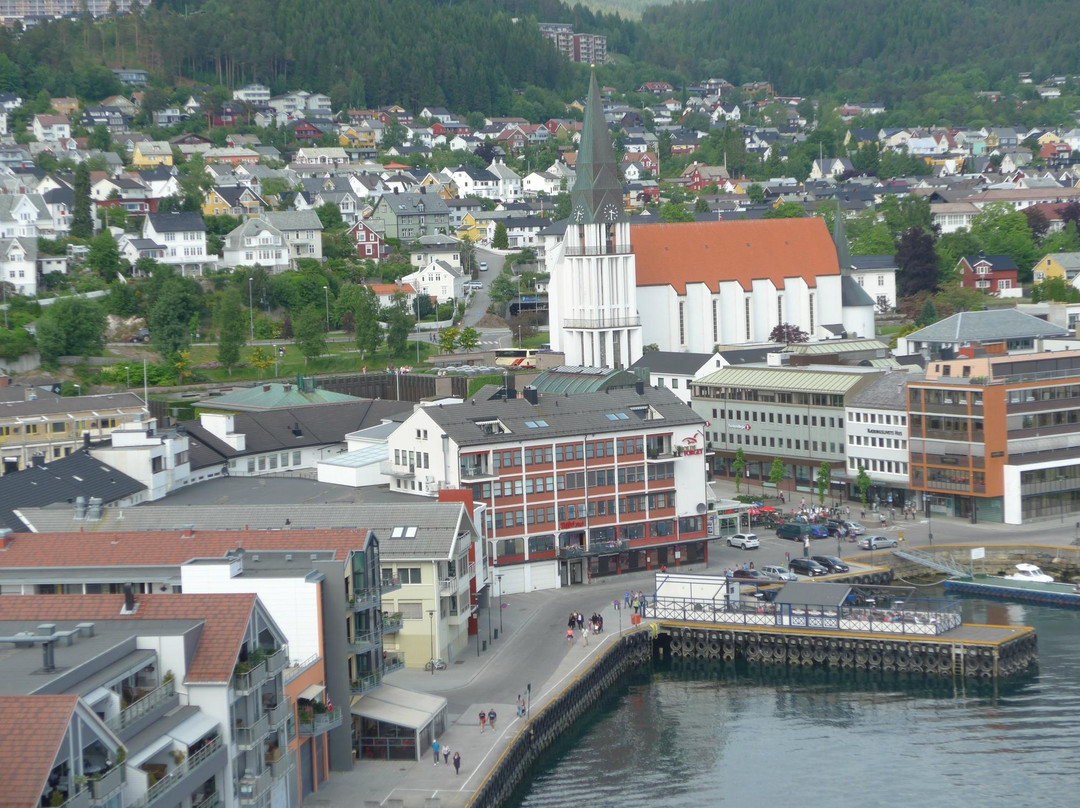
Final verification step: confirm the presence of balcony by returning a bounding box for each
[267,700,290,728]
[269,753,294,780]
[132,738,226,808]
[234,715,269,750]
[561,315,642,329]
[350,588,379,611]
[297,710,344,737]
[380,460,415,478]
[349,631,381,656]
[350,671,382,695]
[380,575,402,594]
[381,613,403,634]
[106,679,177,734]
[460,462,498,480]
[89,764,125,803]
[232,661,267,695]
[383,654,405,674]
[563,243,633,256]
[58,790,91,808]
[556,539,629,559]
[237,770,271,807]
[191,793,221,808]
[265,647,288,676]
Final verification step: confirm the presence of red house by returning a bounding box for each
[348,220,388,261]
[956,254,1020,295]
[290,119,324,141]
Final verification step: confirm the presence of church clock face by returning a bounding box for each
[571,205,586,223]
[603,203,620,221]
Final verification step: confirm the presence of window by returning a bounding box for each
[398,601,424,619]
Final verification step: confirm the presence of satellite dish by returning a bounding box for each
[696,503,706,513]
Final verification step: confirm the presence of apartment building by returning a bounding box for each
[909,348,1080,524]
[844,370,916,509]
[0,592,294,808]
[384,384,709,593]
[692,362,884,499]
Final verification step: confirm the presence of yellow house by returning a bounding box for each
[1033,251,1080,284]
[338,126,376,152]
[1037,131,1062,145]
[132,140,174,167]
[456,212,491,243]
[202,186,266,219]
[419,173,457,200]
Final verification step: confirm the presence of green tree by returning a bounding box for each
[315,202,344,231]
[384,291,412,357]
[659,201,694,222]
[746,183,766,204]
[382,117,407,149]
[856,466,872,507]
[879,195,932,240]
[552,191,571,221]
[105,279,137,316]
[88,123,111,152]
[769,457,786,497]
[437,326,459,354]
[294,306,327,362]
[762,201,806,218]
[87,231,121,281]
[896,228,939,297]
[732,448,746,495]
[353,285,382,359]
[492,222,509,250]
[35,296,106,364]
[149,275,201,356]
[769,323,809,343]
[816,461,831,507]
[216,288,246,374]
[850,222,895,256]
[970,203,1040,279]
[1032,276,1080,303]
[694,197,710,214]
[71,162,93,240]
[917,299,939,326]
[458,326,480,352]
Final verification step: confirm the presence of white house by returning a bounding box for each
[628,351,726,404]
[142,212,212,275]
[409,234,462,270]
[401,260,465,304]
[32,114,70,142]
[221,218,291,272]
[848,255,898,312]
[449,165,498,199]
[263,210,323,267]
[523,170,561,196]
[232,83,271,104]
[844,372,912,503]
[486,159,522,202]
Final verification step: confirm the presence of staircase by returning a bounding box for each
[893,547,972,577]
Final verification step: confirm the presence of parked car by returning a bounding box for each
[825,520,848,537]
[811,555,851,573]
[479,261,489,271]
[859,535,899,550]
[788,557,829,577]
[777,522,829,541]
[727,533,759,550]
[761,565,798,582]
[843,521,866,536]
[731,568,772,582]
[464,280,483,290]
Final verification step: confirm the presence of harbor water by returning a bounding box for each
[510,595,1080,807]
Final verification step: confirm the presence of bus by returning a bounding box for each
[495,348,539,368]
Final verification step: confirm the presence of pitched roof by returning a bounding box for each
[0,594,259,684]
[905,309,1071,343]
[0,694,79,808]
[629,351,717,376]
[631,218,840,293]
[146,212,206,232]
[264,209,323,231]
[570,71,626,224]
[0,450,144,532]
[198,382,359,411]
[0,391,144,420]
[960,254,1019,271]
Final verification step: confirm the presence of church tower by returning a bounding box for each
[549,71,641,369]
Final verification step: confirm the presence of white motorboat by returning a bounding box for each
[1002,563,1055,584]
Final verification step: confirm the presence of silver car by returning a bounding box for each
[761,565,798,582]
[859,535,898,550]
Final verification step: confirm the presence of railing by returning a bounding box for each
[556,539,629,558]
[460,464,497,479]
[265,647,288,676]
[234,715,269,750]
[381,614,403,634]
[439,576,463,595]
[89,764,125,802]
[562,315,642,329]
[350,587,379,610]
[350,671,382,694]
[269,753,294,780]
[379,460,415,477]
[349,631,381,655]
[283,653,319,685]
[267,700,290,728]
[191,792,221,808]
[297,711,344,737]
[106,679,176,733]
[57,790,90,808]
[563,243,633,256]
[237,770,271,806]
[232,661,267,694]
[133,738,222,808]
[383,654,405,674]
[380,575,402,594]
[651,595,962,636]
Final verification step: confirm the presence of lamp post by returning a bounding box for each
[925,494,933,547]
[125,366,131,388]
[248,277,254,342]
[322,285,330,331]
[497,574,504,634]
[427,609,435,675]
[415,294,421,365]
[526,682,531,719]
[487,583,492,646]
[73,384,81,397]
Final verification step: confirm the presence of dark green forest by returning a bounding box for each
[2,0,1080,118]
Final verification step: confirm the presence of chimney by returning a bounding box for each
[122,583,136,614]
[83,431,91,449]
[635,380,645,395]
[180,524,195,539]
[30,453,45,468]
[87,497,103,521]
[522,386,539,405]
[74,496,87,520]
[0,527,13,549]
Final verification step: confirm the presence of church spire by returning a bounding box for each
[832,199,853,271]
[570,70,626,225]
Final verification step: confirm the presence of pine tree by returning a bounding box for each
[216,288,246,374]
[71,163,93,240]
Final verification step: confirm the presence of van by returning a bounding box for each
[776,522,828,541]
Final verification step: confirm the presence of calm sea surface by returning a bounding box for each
[511,595,1080,807]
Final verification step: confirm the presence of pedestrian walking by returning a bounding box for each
[582,626,589,646]
[785,550,790,564]
[453,751,461,774]
[516,694,524,717]
[443,745,451,764]
[488,708,497,731]
[624,591,631,607]
[479,710,487,732]
[566,626,574,644]
[432,739,440,765]
[577,612,584,630]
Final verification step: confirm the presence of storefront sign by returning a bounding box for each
[867,428,904,436]
[681,448,704,456]
[728,423,751,430]
[558,520,585,530]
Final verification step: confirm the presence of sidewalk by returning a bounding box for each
[306,584,648,808]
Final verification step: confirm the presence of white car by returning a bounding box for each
[464,281,483,290]
[761,565,798,582]
[727,533,759,550]
[479,261,489,271]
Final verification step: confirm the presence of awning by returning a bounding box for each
[128,735,173,767]
[76,649,157,696]
[297,684,325,701]
[166,711,220,747]
[350,684,446,731]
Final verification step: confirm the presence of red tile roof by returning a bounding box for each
[0,528,365,568]
[631,218,840,294]
[0,594,259,684]
[0,694,79,808]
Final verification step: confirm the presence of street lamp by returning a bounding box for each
[72,384,81,397]
[925,494,933,547]
[497,574,504,634]
[125,366,131,388]
[487,583,492,646]
[322,285,330,331]
[415,294,421,365]
[248,277,254,342]
[427,610,435,675]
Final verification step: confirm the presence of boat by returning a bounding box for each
[1003,563,1055,583]
[944,564,1080,608]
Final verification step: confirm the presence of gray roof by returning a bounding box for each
[374,192,450,217]
[849,254,898,270]
[846,371,921,410]
[146,212,206,232]
[772,582,852,608]
[0,391,144,419]
[629,351,717,376]
[264,209,323,232]
[841,273,875,307]
[0,450,144,532]
[424,385,702,448]
[906,309,1070,344]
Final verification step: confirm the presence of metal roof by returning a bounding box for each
[905,309,1070,343]
[694,365,879,394]
[784,338,889,355]
[530,366,641,395]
